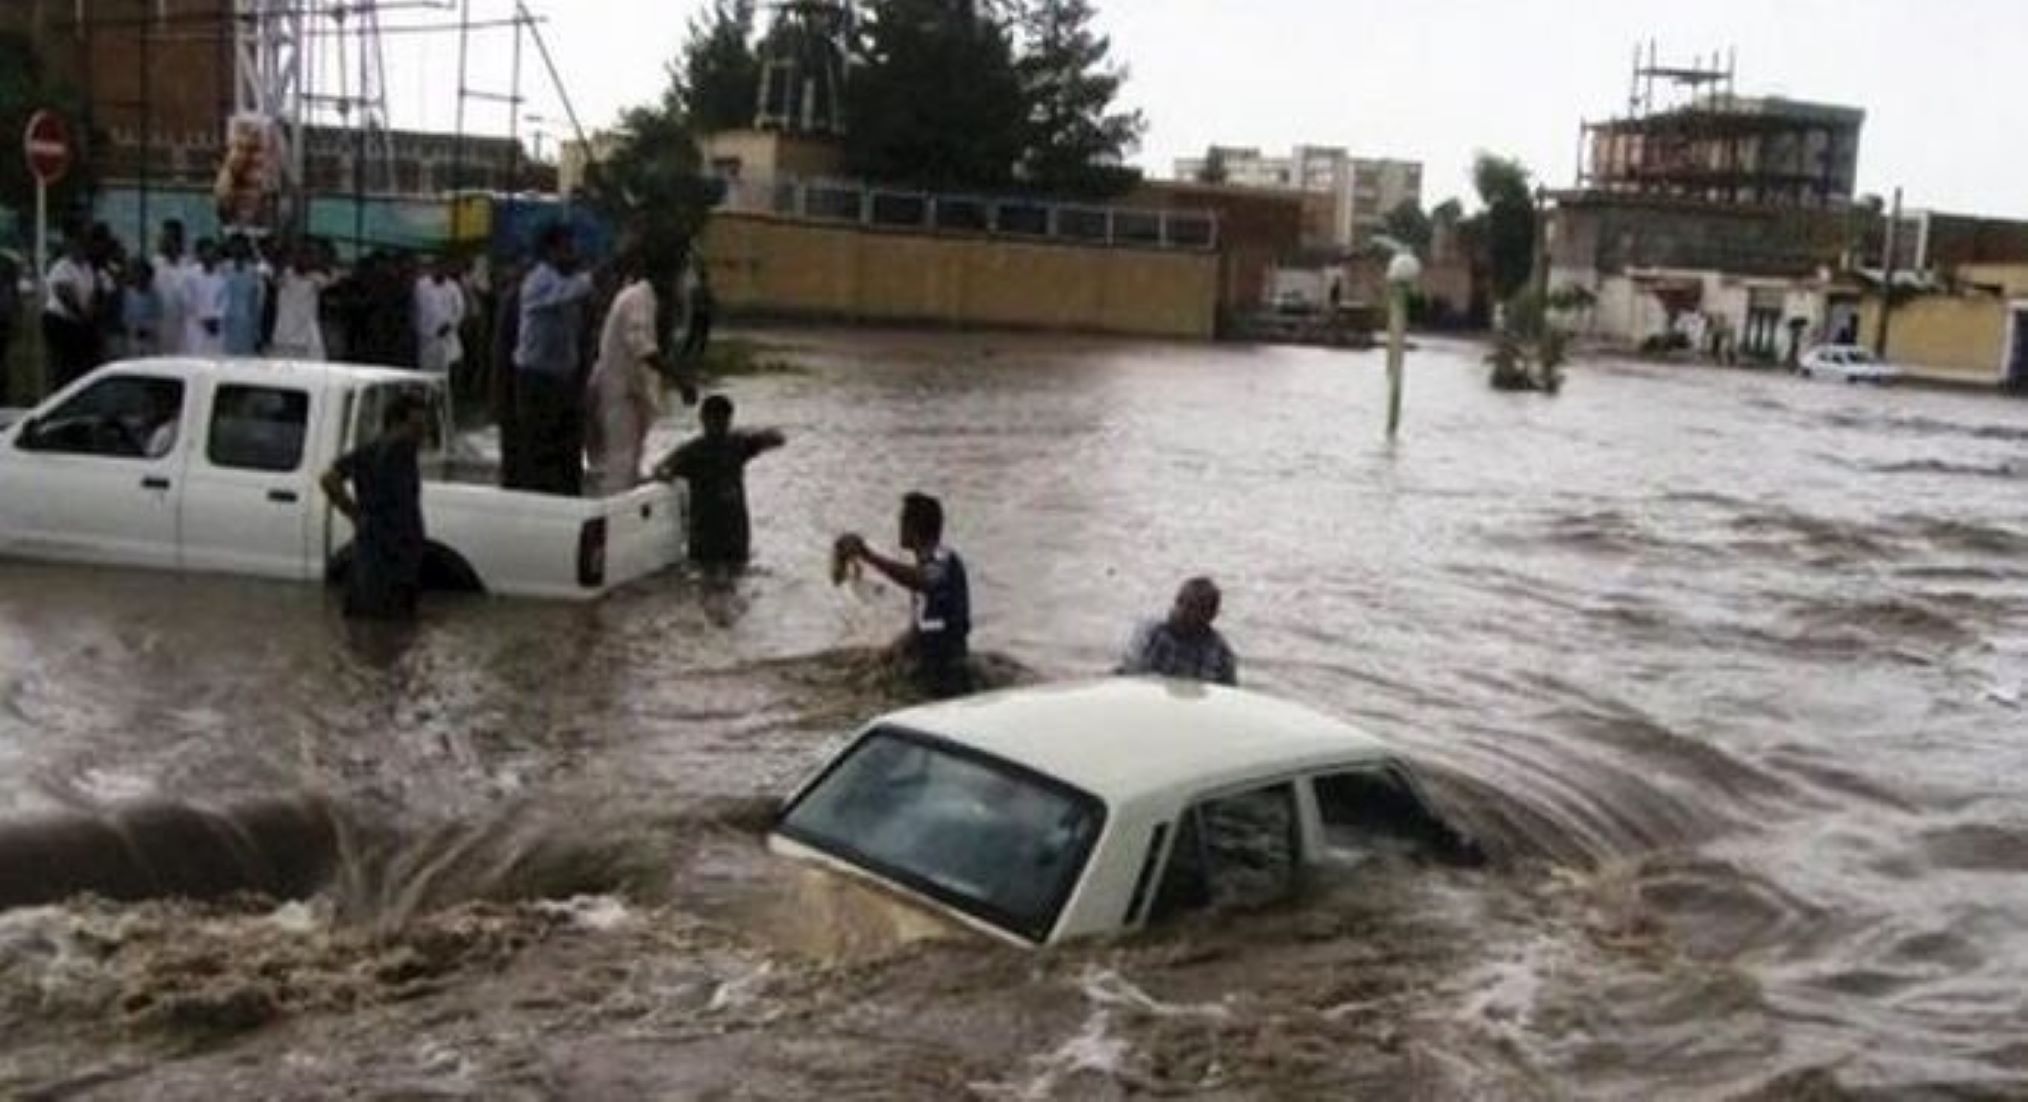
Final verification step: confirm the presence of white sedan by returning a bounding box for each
[1799,343,1903,384]
[767,678,1480,947]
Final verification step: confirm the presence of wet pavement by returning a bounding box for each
[1,328,2025,1099]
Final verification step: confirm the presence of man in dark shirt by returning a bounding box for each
[1118,576,1238,686]
[651,395,786,566]
[838,493,972,699]
[320,394,430,620]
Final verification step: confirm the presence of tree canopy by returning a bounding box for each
[1193,146,1230,185]
[649,0,1147,198]
[1011,0,1145,197]
[678,0,762,134]
[1380,199,1432,252]
[843,0,1029,193]
[1471,152,1537,302]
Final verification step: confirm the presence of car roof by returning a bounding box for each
[105,356,442,390]
[874,678,1397,806]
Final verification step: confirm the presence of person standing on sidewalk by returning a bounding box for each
[40,232,98,390]
[151,220,194,356]
[270,243,332,361]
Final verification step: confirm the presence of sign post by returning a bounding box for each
[23,110,74,320]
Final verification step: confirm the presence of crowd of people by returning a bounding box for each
[17,218,1236,696]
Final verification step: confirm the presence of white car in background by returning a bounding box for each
[768,678,1481,947]
[1799,343,1904,384]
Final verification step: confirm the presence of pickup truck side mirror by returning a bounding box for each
[12,417,42,450]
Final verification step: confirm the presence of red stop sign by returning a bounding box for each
[24,110,72,185]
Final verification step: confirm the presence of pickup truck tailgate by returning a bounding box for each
[599,481,685,590]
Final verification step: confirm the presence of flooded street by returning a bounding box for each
[2,329,2026,1099]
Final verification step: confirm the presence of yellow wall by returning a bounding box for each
[1858,293,2011,381]
[1957,263,2028,297]
[701,213,1220,340]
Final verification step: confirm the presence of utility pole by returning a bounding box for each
[1875,186,1902,358]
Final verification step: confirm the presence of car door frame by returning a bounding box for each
[0,368,192,570]
[1123,771,1320,933]
[177,371,326,580]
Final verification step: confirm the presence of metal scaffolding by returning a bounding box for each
[1575,44,1865,210]
[24,0,582,252]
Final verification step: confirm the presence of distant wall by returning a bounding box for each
[1859,293,2009,381]
[701,213,1219,340]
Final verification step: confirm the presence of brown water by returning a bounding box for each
[2,329,2026,1099]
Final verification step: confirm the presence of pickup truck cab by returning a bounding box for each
[0,357,683,600]
[769,678,1479,947]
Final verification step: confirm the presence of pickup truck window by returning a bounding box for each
[353,381,445,456]
[18,375,184,460]
[777,727,1105,943]
[1148,781,1299,924]
[207,385,310,472]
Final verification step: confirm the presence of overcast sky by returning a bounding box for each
[375,0,2026,217]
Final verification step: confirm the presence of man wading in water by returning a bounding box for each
[321,394,431,620]
[652,395,786,567]
[1118,576,1239,686]
[837,493,972,699]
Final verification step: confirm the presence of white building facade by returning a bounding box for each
[1175,145,1422,251]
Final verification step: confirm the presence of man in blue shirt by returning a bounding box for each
[512,224,595,495]
[838,492,972,699]
[220,235,267,356]
[1118,576,1238,686]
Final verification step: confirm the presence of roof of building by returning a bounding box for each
[876,678,1397,805]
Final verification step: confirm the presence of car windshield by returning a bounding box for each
[1845,348,1875,363]
[777,727,1106,942]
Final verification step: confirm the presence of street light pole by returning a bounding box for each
[1385,251,1422,438]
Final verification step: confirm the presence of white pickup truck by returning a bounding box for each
[0,357,683,600]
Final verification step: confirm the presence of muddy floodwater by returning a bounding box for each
[2,329,2026,1099]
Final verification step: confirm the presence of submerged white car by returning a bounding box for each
[767,678,1479,947]
[1799,343,1903,384]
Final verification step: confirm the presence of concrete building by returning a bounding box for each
[1545,52,1885,358]
[1173,146,1422,250]
[1583,96,1864,209]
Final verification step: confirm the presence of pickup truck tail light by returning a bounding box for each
[577,517,608,588]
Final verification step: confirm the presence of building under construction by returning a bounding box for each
[1578,47,1864,210]
[5,0,563,253]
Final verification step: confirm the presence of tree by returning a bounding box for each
[678,0,762,134]
[587,99,722,269]
[1471,152,1536,302]
[1011,0,1145,198]
[1194,146,1229,185]
[1380,199,1431,252]
[845,0,1029,192]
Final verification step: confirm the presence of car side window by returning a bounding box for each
[1146,781,1300,925]
[353,382,444,456]
[208,385,310,473]
[1314,767,1481,865]
[18,375,185,460]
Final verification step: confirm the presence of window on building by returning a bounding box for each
[207,385,311,473]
